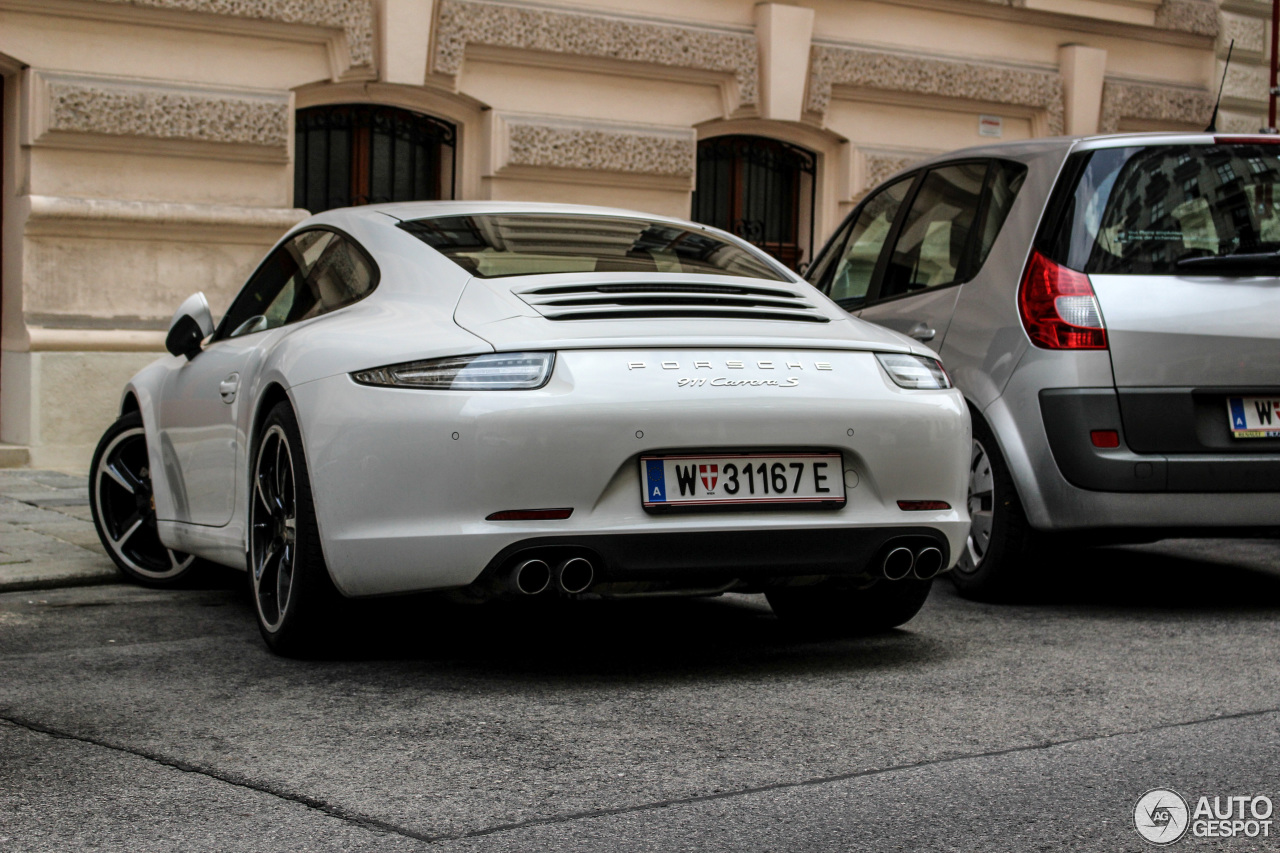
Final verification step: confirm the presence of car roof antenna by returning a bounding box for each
[1205,39,1235,133]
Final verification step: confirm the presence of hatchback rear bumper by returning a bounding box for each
[985,390,1280,532]
[1039,389,1280,493]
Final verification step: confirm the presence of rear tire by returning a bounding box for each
[949,410,1037,601]
[89,412,203,586]
[767,577,933,635]
[249,402,343,657]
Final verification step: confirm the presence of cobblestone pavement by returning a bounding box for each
[0,470,120,592]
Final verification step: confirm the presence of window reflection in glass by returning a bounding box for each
[880,163,987,299]
[827,178,913,306]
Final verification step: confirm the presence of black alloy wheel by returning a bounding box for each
[249,401,341,656]
[89,412,199,585]
[251,421,298,633]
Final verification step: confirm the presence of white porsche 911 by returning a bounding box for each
[88,202,970,655]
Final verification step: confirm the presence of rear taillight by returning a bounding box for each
[1018,250,1107,350]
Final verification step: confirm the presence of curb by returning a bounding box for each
[0,570,124,594]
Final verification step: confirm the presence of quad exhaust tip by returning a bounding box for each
[882,547,914,581]
[511,559,551,595]
[881,545,945,581]
[912,547,944,580]
[555,557,594,594]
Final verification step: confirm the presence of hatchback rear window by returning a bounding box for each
[397,214,788,281]
[1047,143,1280,274]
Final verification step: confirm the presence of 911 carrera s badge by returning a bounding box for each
[628,359,825,388]
[678,377,800,388]
[627,360,833,371]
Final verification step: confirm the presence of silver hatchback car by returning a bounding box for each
[806,132,1280,598]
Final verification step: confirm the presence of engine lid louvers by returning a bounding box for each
[514,282,830,324]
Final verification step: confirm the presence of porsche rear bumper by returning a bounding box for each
[290,348,971,597]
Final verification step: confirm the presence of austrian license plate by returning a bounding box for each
[1227,396,1280,438]
[640,453,846,510]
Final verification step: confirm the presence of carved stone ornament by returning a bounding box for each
[1153,0,1220,37]
[44,78,290,149]
[500,116,696,177]
[1099,80,1215,133]
[807,44,1065,136]
[434,0,759,107]
[88,0,375,65]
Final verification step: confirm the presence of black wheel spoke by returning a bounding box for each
[276,546,294,613]
[92,421,194,581]
[112,511,145,547]
[256,466,273,516]
[252,423,298,633]
[104,461,141,495]
[275,440,286,505]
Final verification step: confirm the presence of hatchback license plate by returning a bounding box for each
[640,453,845,510]
[1227,396,1280,438]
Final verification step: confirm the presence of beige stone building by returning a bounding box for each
[0,0,1258,469]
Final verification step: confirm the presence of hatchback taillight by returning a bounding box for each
[1017,250,1107,350]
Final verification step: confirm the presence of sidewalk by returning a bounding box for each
[0,470,122,592]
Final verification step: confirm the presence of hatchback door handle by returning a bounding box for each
[219,373,240,404]
[908,322,936,343]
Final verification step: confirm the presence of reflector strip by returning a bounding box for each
[485,508,574,521]
[897,500,952,511]
[1090,430,1120,448]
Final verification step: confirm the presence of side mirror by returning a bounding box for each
[165,292,214,359]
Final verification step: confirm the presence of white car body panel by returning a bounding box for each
[115,202,970,596]
[292,348,969,596]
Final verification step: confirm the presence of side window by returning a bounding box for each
[218,230,375,339]
[822,177,913,307]
[292,234,376,321]
[972,160,1028,275]
[804,215,854,287]
[879,162,987,300]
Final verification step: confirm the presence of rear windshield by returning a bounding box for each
[397,214,788,281]
[1047,143,1280,274]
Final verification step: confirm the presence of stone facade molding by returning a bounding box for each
[484,112,697,190]
[24,195,307,233]
[1219,11,1267,58]
[28,72,292,161]
[1221,61,1269,109]
[19,196,305,349]
[495,114,695,177]
[1153,0,1219,36]
[1098,79,1215,133]
[87,0,376,66]
[807,44,1065,136]
[433,0,759,108]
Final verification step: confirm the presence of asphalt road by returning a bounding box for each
[2,538,1279,852]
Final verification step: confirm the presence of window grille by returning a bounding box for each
[294,104,456,212]
[692,135,817,271]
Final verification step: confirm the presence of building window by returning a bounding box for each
[294,104,456,213]
[692,135,816,271]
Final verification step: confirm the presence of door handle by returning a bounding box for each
[908,322,936,343]
[219,373,240,404]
